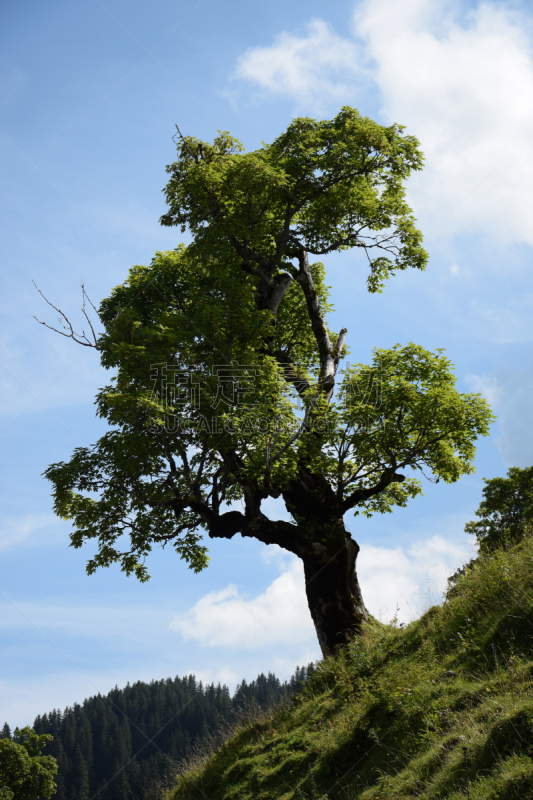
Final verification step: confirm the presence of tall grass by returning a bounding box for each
[163,535,533,800]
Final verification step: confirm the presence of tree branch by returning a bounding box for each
[173,123,200,163]
[33,281,100,348]
[294,250,342,400]
[340,470,406,514]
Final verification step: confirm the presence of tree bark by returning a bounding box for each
[299,526,369,656]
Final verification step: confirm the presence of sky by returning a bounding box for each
[2,0,533,729]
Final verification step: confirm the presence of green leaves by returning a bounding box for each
[161,107,428,290]
[465,466,533,554]
[0,728,57,800]
[43,107,493,585]
[45,428,210,580]
[337,343,494,513]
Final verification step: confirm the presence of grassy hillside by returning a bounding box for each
[167,535,533,800]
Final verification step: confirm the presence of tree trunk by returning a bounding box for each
[300,528,369,656]
[207,500,370,657]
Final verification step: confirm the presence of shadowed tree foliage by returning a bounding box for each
[42,107,493,654]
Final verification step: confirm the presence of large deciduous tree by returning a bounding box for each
[43,108,493,655]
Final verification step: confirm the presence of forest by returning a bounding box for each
[1,665,314,800]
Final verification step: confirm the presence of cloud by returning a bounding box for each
[359,534,472,623]
[0,594,319,726]
[468,368,533,467]
[232,1,533,247]
[0,514,64,552]
[232,19,361,110]
[1,532,472,726]
[359,0,533,244]
[170,558,315,649]
[171,532,472,647]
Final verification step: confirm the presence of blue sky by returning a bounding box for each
[2,0,533,728]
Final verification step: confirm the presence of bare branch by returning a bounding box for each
[33,281,99,348]
[173,123,200,163]
[80,281,100,344]
[295,250,337,399]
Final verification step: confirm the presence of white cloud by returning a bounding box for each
[233,19,361,110]
[260,540,293,568]
[171,532,472,647]
[361,1,533,244]
[0,514,64,552]
[1,533,473,727]
[468,368,533,466]
[232,1,533,247]
[0,595,319,726]
[467,372,501,406]
[170,557,315,649]
[359,533,471,623]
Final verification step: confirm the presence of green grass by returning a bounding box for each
[166,536,533,799]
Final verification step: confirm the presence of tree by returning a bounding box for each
[72,745,90,800]
[0,727,57,800]
[42,107,493,655]
[465,465,533,554]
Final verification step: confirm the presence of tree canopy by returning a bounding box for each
[42,107,493,653]
[465,465,533,554]
[0,727,57,800]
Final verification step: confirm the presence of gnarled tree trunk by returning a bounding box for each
[300,530,368,656]
[291,519,369,656]
[208,477,370,657]
[279,470,369,655]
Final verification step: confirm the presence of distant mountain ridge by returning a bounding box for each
[23,664,314,800]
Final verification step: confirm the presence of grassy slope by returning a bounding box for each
[168,537,533,800]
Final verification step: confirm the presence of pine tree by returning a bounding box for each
[106,759,131,800]
[34,664,312,799]
[73,745,90,800]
